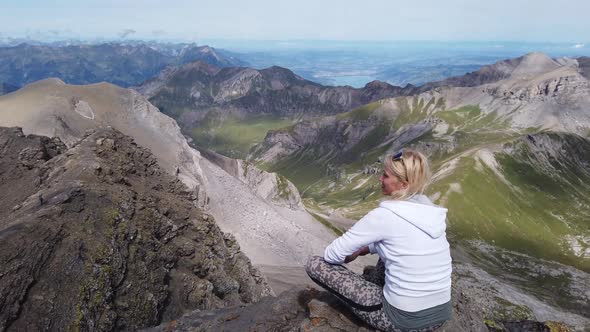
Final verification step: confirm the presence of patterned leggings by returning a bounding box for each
[305,256,444,332]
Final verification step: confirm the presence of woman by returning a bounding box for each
[306,149,452,332]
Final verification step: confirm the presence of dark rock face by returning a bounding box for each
[0,127,271,331]
[0,43,242,88]
[577,56,590,81]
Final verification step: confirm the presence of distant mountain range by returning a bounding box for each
[138,61,414,118]
[0,42,243,90]
[142,53,590,118]
[0,83,18,95]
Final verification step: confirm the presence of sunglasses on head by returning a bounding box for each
[392,149,404,161]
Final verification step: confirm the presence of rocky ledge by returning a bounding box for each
[146,261,576,332]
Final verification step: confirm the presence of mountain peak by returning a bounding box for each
[182,60,221,76]
[511,52,560,77]
[260,66,306,84]
[364,80,394,89]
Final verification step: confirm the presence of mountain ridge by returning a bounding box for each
[138,60,415,118]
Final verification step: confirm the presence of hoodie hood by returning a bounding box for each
[379,194,448,238]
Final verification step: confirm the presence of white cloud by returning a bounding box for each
[573,43,585,49]
[118,29,136,39]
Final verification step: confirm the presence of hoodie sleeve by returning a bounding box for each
[324,208,387,264]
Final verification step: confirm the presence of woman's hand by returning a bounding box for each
[344,246,370,263]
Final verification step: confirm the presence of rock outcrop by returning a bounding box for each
[0,127,271,331]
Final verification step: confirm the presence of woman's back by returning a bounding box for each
[375,195,452,312]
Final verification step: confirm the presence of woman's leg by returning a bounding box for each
[305,256,399,332]
[363,258,386,287]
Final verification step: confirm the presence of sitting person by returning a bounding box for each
[306,149,452,332]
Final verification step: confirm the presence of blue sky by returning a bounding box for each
[0,0,588,43]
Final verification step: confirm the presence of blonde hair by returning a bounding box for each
[383,149,431,200]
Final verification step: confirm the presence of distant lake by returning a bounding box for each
[320,75,377,87]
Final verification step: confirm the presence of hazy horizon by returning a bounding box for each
[1,0,589,44]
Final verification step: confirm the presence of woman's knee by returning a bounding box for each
[305,255,324,278]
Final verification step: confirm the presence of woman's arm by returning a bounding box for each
[324,208,386,264]
[344,246,370,263]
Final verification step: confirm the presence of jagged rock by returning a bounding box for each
[0,127,271,331]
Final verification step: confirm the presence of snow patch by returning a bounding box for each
[352,177,371,190]
[565,235,590,258]
[474,149,521,193]
[439,182,462,206]
[432,121,449,137]
[73,100,95,120]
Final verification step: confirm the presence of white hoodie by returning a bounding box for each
[324,194,452,312]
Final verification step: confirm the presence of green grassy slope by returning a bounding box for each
[430,134,590,272]
[190,112,296,159]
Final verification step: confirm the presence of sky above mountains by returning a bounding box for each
[1,0,589,43]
